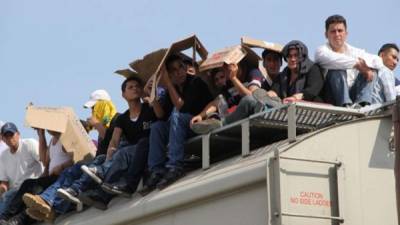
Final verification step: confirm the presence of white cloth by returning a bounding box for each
[0,141,7,156]
[315,43,385,87]
[0,138,43,189]
[48,139,71,174]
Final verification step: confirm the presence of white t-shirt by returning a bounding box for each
[48,139,71,174]
[0,138,44,189]
[0,141,7,155]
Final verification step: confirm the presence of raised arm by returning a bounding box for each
[225,64,252,96]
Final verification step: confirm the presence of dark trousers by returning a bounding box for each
[96,138,149,203]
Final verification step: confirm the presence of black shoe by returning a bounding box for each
[57,188,83,212]
[78,191,108,210]
[139,171,164,196]
[81,165,103,184]
[5,212,35,225]
[156,169,184,190]
[101,183,132,198]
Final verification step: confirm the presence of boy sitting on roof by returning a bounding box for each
[141,54,213,193]
[21,77,166,216]
[190,48,283,134]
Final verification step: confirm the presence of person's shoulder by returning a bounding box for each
[23,138,38,146]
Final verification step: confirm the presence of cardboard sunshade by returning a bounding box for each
[241,36,283,53]
[25,105,96,163]
[125,35,208,102]
[199,45,260,72]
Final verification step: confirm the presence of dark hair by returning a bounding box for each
[325,14,347,31]
[261,49,282,64]
[165,54,183,72]
[378,43,399,55]
[121,76,143,92]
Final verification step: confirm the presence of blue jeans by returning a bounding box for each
[0,188,17,215]
[40,155,106,214]
[103,138,149,191]
[148,108,193,172]
[325,70,376,106]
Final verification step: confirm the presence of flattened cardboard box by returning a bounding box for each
[25,106,96,163]
[241,36,283,53]
[116,35,208,102]
[199,45,260,72]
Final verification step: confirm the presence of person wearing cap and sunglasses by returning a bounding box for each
[0,123,44,218]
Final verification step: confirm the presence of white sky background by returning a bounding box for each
[1,0,399,138]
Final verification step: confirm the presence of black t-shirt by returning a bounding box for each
[96,113,120,156]
[115,103,156,145]
[171,75,213,115]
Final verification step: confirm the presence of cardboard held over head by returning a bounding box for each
[199,45,261,72]
[117,35,208,103]
[241,36,283,53]
[25,105,96,163]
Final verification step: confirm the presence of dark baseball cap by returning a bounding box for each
[1,122,18,135]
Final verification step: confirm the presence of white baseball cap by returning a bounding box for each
[84,89,111,108]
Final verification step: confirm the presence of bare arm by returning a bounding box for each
[225,64,252,96]
[106,127,122,160]
[161,66,184,110]
[88,117,107,139]
[0,181,9,196]
[37,129,48,165]
[190,98,219,125]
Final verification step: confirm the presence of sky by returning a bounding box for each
[1,0,399,139]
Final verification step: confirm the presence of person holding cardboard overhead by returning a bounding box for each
[142,54,213,193]
[190,48,283,134]
[0,129,72,225]
[0,123,43,222]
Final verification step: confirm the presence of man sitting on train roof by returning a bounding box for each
[377,43,399,95]
[315,14,395,107]
[0,128,73,225]
[190,48,283,134]
[141,54,213,193]
[267,40,324,104]
[0,123,43,224]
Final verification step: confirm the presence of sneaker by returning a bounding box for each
[57,188,83,212]
[191,118,222,134]
[78,192,108,210]
[139,171,164,196]
[156,168,184,190]
[25,208,55,222]
[81,165,103,184]
[101,183,132,198]
[22,193,51,215]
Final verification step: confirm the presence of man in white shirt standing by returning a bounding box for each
[0,122,43,216]
[315,14,395,107]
